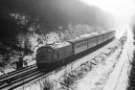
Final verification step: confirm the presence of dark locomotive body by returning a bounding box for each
[36,31,115,71]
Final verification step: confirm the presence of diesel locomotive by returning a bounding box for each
[36,30,115,71]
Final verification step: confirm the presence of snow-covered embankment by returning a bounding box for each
[15,33,132,90]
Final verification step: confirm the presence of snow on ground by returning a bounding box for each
[15,36,125,90]
[103,27,134,90]
[74,43,122,90]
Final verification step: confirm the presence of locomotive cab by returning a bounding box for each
[36,42,73,71]
[36,46,55,69]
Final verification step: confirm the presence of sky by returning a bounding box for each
[79,0,135,28]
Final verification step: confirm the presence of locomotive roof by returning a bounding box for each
[67,30,115,43]
[68,33,98,43]
[50,42,71,49]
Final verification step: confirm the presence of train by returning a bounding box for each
[36,30,115,71]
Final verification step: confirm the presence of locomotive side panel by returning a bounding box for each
[73,40,88,54]
[56,44,73,61]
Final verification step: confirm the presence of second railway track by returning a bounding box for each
[0,64,40,89]
[0,64,36,82]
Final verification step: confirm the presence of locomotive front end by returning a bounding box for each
[36,46,55,70]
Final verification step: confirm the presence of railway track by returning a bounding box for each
[0,70,45,90]
[0,64,36,83]
[0,63,65,90]
[0,64,44,90]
